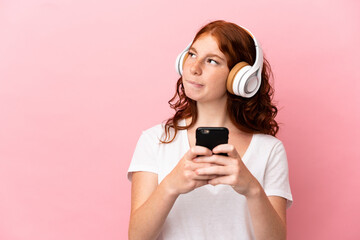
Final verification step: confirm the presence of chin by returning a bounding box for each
[183,88,201,101]
[184,93,200,102]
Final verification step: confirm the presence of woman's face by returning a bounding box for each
[182,34,230,104]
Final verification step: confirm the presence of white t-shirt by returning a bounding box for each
[128,119,293,240]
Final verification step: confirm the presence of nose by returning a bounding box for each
[189,58,202,75]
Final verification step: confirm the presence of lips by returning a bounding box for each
[186,80,204,87]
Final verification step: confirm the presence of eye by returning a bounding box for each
[188,52,196,58]
[207,59,218,65]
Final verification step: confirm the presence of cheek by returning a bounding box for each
[212,70,229,88]
[181,64,191,79]
[182,58,193,75]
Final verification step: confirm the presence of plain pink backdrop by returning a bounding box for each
[1,0,359,239]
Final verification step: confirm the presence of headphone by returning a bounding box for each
[175,25,263,98]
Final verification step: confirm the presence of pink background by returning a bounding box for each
[1,0,359,239]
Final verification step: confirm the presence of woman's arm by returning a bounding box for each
[128,171,178,240]
[129,146,214,240]
[245,180,287,240]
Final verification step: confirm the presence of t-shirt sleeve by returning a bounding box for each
[263,141,293,208]
[127,131,159,182]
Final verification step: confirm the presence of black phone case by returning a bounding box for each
[195,127,229,152]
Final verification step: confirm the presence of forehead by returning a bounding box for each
[191,34,225,56]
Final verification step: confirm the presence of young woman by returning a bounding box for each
[127,20,293,240]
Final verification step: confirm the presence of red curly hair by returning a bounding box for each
[162,20,279,143]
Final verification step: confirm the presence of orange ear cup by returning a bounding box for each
[181,52,189,71]
[226,62,249,94]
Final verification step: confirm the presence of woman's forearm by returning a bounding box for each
[129,180,179,240]
[246,182,287,240]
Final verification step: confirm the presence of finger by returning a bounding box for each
[193,162,215,170]
[185,161,215,172]
[207,175,234,186]
[193,174,219,180]
[212,144,240,158]
[184,168,218,180]
[187,145,213,159]
[195,165,234,176]
[193,154,233,166]
[183,161,218,177]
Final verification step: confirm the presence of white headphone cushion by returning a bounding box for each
[233,65,251,96]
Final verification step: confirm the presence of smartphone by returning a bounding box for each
[196,127,229,154]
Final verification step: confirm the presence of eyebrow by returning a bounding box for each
[189,47,226,62]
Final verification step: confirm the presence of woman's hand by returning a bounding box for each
[163,146,218,196]
[193,144,261,197]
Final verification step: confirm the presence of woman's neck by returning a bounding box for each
[186,97,236,130]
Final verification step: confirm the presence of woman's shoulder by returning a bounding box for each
[142,119,186,137]
[250,134,287,160]
[253,133,284,148]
